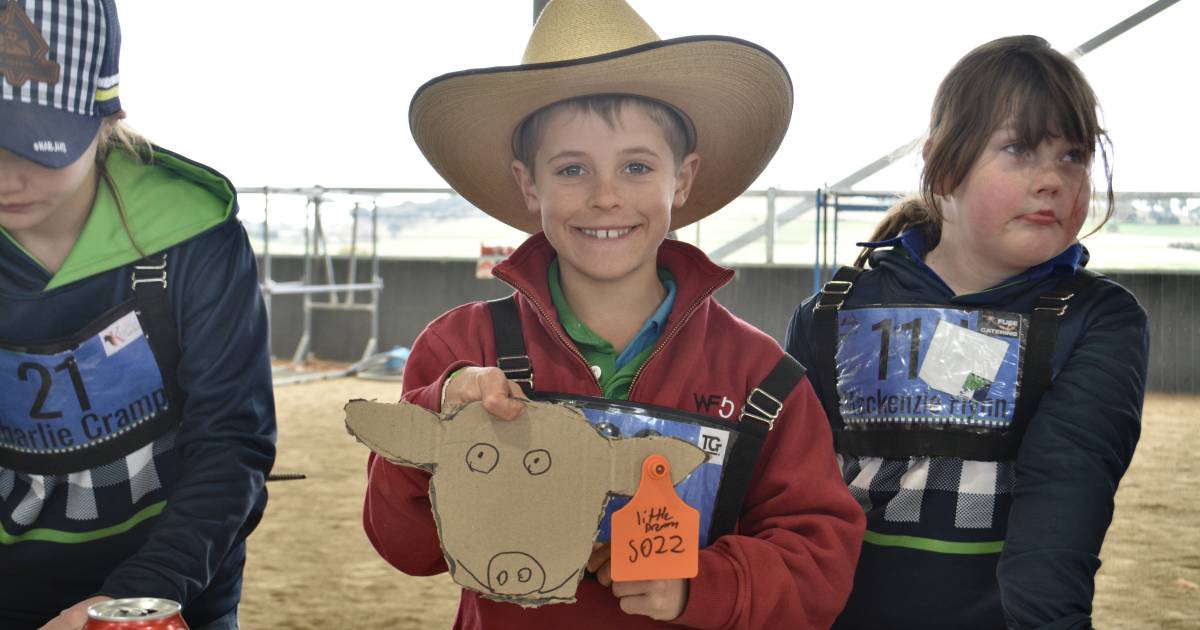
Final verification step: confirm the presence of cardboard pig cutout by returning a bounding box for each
[345,399,707,606]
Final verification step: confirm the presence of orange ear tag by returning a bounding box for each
[610,454,699,582]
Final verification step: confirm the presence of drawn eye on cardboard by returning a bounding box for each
[466,443,499,474]
[523,449,551,475]
[344,399,706,606]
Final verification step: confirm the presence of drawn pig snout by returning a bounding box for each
[487,551,546,596]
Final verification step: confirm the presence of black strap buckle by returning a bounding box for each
[497,354,533,389]
[131,255,168,289]
[822,280,854,296]
[739,387,783,430]
[816,279,854,310]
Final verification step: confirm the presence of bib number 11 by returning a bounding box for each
[870,316,968,381]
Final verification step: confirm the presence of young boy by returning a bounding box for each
[362,1,864,627]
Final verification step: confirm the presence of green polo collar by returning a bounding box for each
[547,258,675,400]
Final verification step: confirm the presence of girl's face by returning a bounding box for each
[0,131,102,239]
[939,124,1091,278]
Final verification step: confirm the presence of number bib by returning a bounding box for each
[0,302,183,474]
[533,394,734,547]
[836,307,1026,430]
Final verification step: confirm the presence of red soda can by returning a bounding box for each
[83,598,190,629]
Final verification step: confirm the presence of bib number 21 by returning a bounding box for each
[17,356,91,420]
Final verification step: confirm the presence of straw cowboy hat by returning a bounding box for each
[409,0,793,233]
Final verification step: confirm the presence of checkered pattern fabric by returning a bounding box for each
[0,430,175,530]
[0,0,122,166]
[840,454,1016,533]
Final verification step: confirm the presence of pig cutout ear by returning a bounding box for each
[344,399,444,471]
[611,435,707,496]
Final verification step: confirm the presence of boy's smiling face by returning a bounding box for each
[512,104,698,291]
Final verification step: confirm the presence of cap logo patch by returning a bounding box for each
[0,1,60,87]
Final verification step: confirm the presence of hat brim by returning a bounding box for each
[0,99,101,168]
[410,35,793,233]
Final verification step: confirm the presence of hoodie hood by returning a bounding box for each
[1,146,235,292]
[863,229,1089,308]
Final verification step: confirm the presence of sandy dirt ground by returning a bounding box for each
[240,379,1198,628]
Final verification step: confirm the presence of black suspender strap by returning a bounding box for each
[708,353,807,540]
[812,266,863,431]
[131,254,187,408]
[486,294,534,395]
[1005,269,1102,451]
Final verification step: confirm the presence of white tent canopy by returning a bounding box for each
[117,0,1197,193]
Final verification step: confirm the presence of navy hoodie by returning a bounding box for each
[785,231,1147,630]
[0,148,276,628]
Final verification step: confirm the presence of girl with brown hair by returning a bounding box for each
[785,35,1147,629]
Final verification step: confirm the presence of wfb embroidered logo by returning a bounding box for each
[693,393,735,419]
[0,1,60,87]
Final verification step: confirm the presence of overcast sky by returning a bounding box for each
[115,0,1198,193]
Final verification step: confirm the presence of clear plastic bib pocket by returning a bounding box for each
[532,393,738,547]
[836,306,1026,430]
[0,302,181,475]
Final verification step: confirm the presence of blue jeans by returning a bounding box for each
[193,607,238,630]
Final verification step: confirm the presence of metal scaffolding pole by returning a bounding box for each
[709,0,1184,262]
[249,186,396,384]
[1067,0,1181,59]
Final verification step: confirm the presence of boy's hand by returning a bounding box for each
[612,577,689,621]
[587,542,611,581]
[443,367,526,421]
[588,542,689,621]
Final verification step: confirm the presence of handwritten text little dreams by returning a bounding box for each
[627,506,686,562]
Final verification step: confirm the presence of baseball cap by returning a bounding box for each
[0,0,121,168]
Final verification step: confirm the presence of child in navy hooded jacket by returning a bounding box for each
[786,35,1147,630]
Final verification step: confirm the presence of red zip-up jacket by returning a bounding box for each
[363,233,864,629]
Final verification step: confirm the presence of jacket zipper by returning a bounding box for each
[627,275,728,399]
[512,285,604,393]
